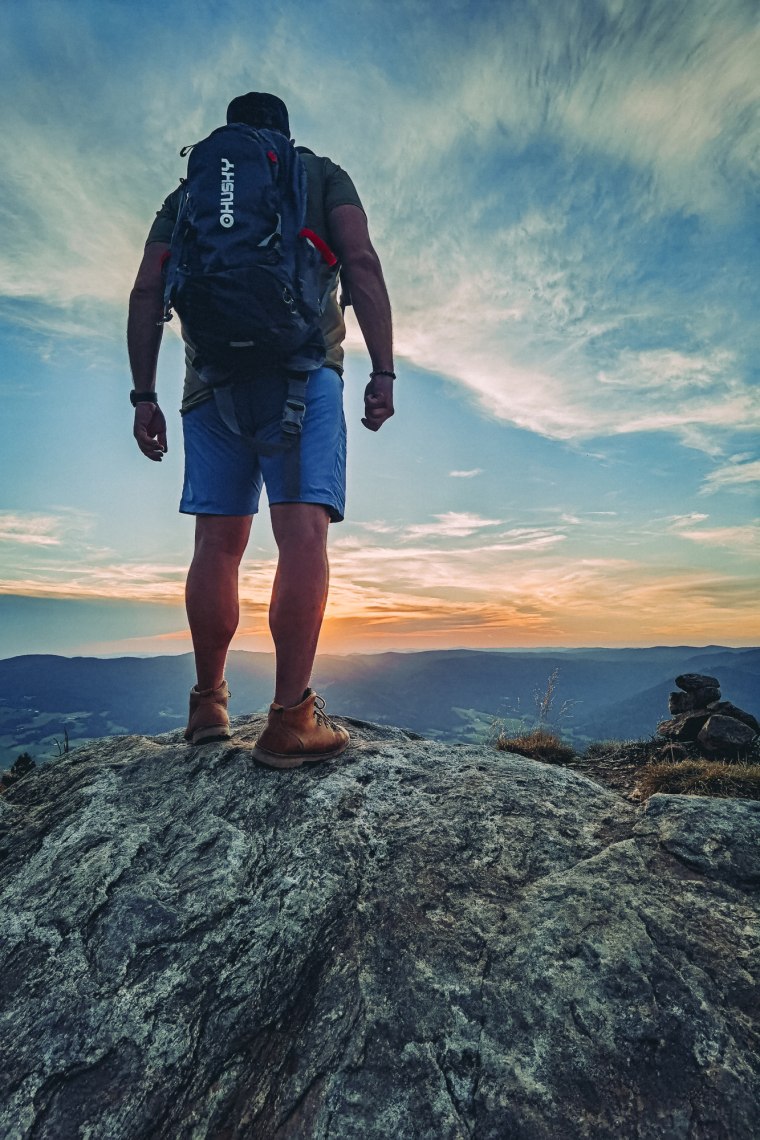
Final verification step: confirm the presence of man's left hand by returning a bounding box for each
[134,403,168,460]
[362,374,395,432]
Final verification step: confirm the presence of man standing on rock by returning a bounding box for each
[127,92,395,767]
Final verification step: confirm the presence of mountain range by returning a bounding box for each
[1,646,759,770]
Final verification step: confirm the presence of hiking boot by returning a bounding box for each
[252,688,349,769]
[184,680,231,745]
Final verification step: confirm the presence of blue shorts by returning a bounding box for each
[180,366,346,522]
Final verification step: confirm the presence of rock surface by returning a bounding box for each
[698,714,758,758]
[707,701,760,735]
[675,673,720,693]
[657,711,711,742]
[1,717,759,1139]
[668,687,720,714]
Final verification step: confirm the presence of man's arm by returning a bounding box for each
[328,204,395,432]
[127,242,169,460]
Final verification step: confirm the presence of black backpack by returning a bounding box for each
[163,123,336,377]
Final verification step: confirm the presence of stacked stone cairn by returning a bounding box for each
[657,672,759,760]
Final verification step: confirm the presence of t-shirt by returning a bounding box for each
[145,147,364,412]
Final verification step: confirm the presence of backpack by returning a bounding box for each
[162,123,336,378]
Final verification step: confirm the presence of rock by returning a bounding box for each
[660,675,758,761]
[675,673,720,694]
[698,715,758,760]
[1,718,759,1139]
[657,711,711,742]
[707,702,760,736]
[669,688,720,714]
[632,794,760,889]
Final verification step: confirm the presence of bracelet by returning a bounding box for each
[370,370,396,380]
[130,390,159,407]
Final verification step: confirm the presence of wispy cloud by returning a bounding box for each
[401,512,502,540]
[1,0,757,453]
[701,456,760,493]
[672,523,760,553]
[0,0,757,656]
[0,510,95,548]
[668,514,711,530]
[0,513,65,547]
[0,561,187,603]
[2,510,757,651]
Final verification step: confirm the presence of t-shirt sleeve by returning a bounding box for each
[322,160,364,215]
[145,185,183,245]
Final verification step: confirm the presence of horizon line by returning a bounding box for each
[1,642,757,664]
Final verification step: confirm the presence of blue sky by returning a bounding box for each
[0,0,758,656]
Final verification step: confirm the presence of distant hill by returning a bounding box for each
[1,647,758,769]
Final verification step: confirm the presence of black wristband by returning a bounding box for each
[130,391,158,407]
[370,370,396,380]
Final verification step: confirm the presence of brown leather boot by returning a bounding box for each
[184,680,231,745]
[253,688,350,769]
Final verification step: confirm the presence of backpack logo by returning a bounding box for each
[163,123,336,374]
[220,158,234,227]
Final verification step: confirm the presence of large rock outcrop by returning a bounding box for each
[658,673,759,759]
[1,717,759,1139]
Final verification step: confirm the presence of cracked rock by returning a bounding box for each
[1,717,759,1139]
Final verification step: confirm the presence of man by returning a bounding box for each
[127,92,394,768]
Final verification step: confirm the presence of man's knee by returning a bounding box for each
[270,503,330,552]
[194,514,252,561]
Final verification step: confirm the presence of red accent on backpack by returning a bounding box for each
[267,150,278,163]
[299,227,338,267]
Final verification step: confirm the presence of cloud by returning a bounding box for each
[0,509,96,548]
[671,523,760,553]
[0,561,187,604]
[1,503,757,649]
[494,529,567,552]
[667,513,710,529]
[449,469,482,479]
[0,0,758,458]
[0,513,64,547]
[701,457,760,493]
[401,512,503,539]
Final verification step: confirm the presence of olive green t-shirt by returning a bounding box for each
[146,147,364,411]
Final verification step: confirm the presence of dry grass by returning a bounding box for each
[636,758,760,801]
[495,727,576,765]
[584,738,685,765]
[494,727,760,801]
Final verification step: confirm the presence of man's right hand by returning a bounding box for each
[134,403,168,461]
[362,374,395,431]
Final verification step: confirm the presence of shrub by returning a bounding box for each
[636,758,760,801]
[495,727,576,765]
[0,752,37,792]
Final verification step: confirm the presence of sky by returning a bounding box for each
[0,0,758,658]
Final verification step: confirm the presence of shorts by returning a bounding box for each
[180,366,346,522]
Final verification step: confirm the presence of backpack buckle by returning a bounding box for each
[281,398,307,437]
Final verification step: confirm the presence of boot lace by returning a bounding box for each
[313,694,332,727]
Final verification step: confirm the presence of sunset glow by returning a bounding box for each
[0,1,758,659]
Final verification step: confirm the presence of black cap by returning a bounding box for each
[226,92,290,136]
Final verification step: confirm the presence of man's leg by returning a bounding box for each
[253,501,348,767]
[269,503,330,707]
[186,514,253,690]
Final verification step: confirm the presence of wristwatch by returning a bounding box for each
[130,391,158,407]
